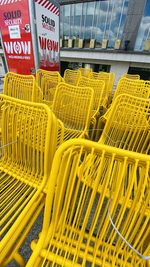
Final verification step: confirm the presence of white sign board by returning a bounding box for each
[35,0,60,71]
[8,25,21,39]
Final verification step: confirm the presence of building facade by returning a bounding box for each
[59,0,150,85]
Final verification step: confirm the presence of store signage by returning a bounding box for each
[35,0,60,71]
[39,37,58,51]
[4,41,31,55]
[0,0,35,74]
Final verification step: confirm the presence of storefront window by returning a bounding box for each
[60,0,129,49]
[70,4,75,38]
[135,0,150,51]
[108,0,129,48]
[74,3,82,38]
[62,5,70,38]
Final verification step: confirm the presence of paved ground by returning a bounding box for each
[0,77,4,92]
[7,211,43,267]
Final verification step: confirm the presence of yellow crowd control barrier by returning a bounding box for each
[79,67,92,77]
[52,82,94,140]
[26,139,150,267]
[99,94,150,154]
[78,76,105,140]
[0,94,64,266]
[3,72,39,102]
[63,69,81,86]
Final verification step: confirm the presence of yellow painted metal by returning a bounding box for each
[99,72,115,102]
[121,73,140,79]
[88,71,115,107]
[79,68,92,77]
[78,76,105,140]
[95,77,150,141]
[41,76,61,107]
[3,72,37,102]
[78,76,105,113]
[36,69,62,106]
[0,94,63,265]
[113,77,150,100]
[63,69,81,86]
[26,139,150,267]
[99,94,150,154]
[36,69,62,88]
[52,82,94,140]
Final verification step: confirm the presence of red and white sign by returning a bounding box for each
[0,0,35,74]
[35,0,60,71]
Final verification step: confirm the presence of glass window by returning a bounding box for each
[70,4,75,38]
[107,0,129,48]
[60,0,129,48]
[74,3,83,38]
[96,0,129,48]
[135,0,150,51]
[95,1,110,47]
[60,6,63,38]
[84,2,95,41]
[81,2,87,39]
[62,5,71,38]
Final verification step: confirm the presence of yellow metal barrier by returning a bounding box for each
[0,94,64,266]
[52,82,94,140]
[63,69,81,86]
[99,94,150,154]
[26,139,150,267]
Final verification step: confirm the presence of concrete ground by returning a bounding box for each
[7,211,43,267]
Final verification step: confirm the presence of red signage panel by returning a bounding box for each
[0,0,35,74]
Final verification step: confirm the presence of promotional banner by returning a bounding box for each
[0,0,35,74]
[35,0,60,71]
